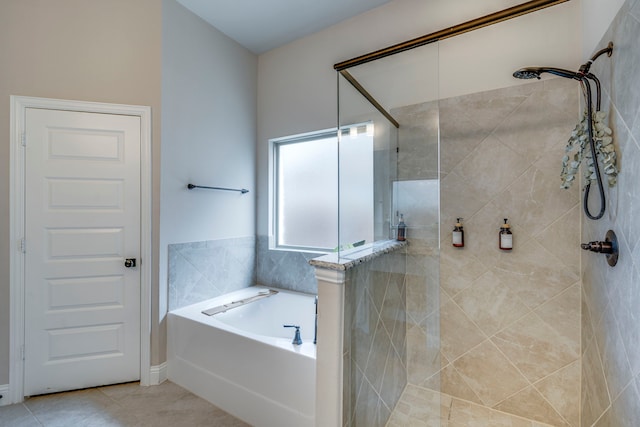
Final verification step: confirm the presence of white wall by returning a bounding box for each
[257,0,582,236]
[161,0,257,327]
[0,0,162,384]
[581,0,626,58]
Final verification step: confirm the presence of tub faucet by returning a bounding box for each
[283,324,302,345]
[314,295,318,345]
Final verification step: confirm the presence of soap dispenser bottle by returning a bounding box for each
[499,218,513,250]
[452,218,464,247]
[397,213,407,241]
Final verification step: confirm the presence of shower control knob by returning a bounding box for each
[124,258,137,268]
[580,241,613,254]
[580,230,618,267]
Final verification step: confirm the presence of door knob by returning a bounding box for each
[124,258,137,268]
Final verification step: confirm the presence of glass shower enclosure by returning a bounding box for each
[337,42,442,426]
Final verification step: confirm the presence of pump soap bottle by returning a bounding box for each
[499,218,513,250]
[397,214,407,241]
[452,218,464,248]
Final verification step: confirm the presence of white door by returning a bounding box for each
[24,108,141,396]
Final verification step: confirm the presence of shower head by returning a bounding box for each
[512,68,542,79]
[513,67,582,81]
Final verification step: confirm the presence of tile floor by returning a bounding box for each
[0,381,248,427]
[387,384,556,427]
[0,380,563,426]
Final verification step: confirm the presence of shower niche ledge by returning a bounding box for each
[309,239,407,271]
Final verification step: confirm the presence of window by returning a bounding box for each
[271,123,374,252]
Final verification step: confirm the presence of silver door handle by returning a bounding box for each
[124,258,137,268]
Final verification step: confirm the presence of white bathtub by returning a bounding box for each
[167,286,316,427]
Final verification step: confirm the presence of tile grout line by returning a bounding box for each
[409,383,556,426]
[530,380,577,427]
[22,402,45,427]
[587,330,614,423]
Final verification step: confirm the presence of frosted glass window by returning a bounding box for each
[339,130,374,248]
[272,125,373,252]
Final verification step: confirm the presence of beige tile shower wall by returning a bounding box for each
[390,103,442,413]
[344,251,407,427]
[424,78,581,426]
[580,0,640,426]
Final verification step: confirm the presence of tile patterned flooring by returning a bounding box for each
[387,384,555,427]
[0,381,248,427]
[0,380,562,426]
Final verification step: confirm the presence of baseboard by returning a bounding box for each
[149,362,167,385]
[0,384,10,406]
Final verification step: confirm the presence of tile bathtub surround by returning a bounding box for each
[581,0,640,425]
[169,234,321,312]
[255,235,318,294]
[168,236,255,311]
[422,78,581,426]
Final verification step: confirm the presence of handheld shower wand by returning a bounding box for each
[513,42,614,220]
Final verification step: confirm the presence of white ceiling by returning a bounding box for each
[176,0,391,54]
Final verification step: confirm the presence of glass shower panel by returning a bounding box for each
[336,76,395,250]
[337,123,376,247]
[338,41,441,426]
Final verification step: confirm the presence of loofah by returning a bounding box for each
[560,109,618,190]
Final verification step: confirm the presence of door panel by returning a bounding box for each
[24,108,141,396]
[47,178,125,210]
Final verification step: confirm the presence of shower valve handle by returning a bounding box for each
[283,324,302,345]
[580,230,619,267]
[581,241,613,254]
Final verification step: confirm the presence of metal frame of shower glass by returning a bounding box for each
[334,0,570,125]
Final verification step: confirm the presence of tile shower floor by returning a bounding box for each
[388,384,556,427]
[0,381,248,427]
[0,380,563,426]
